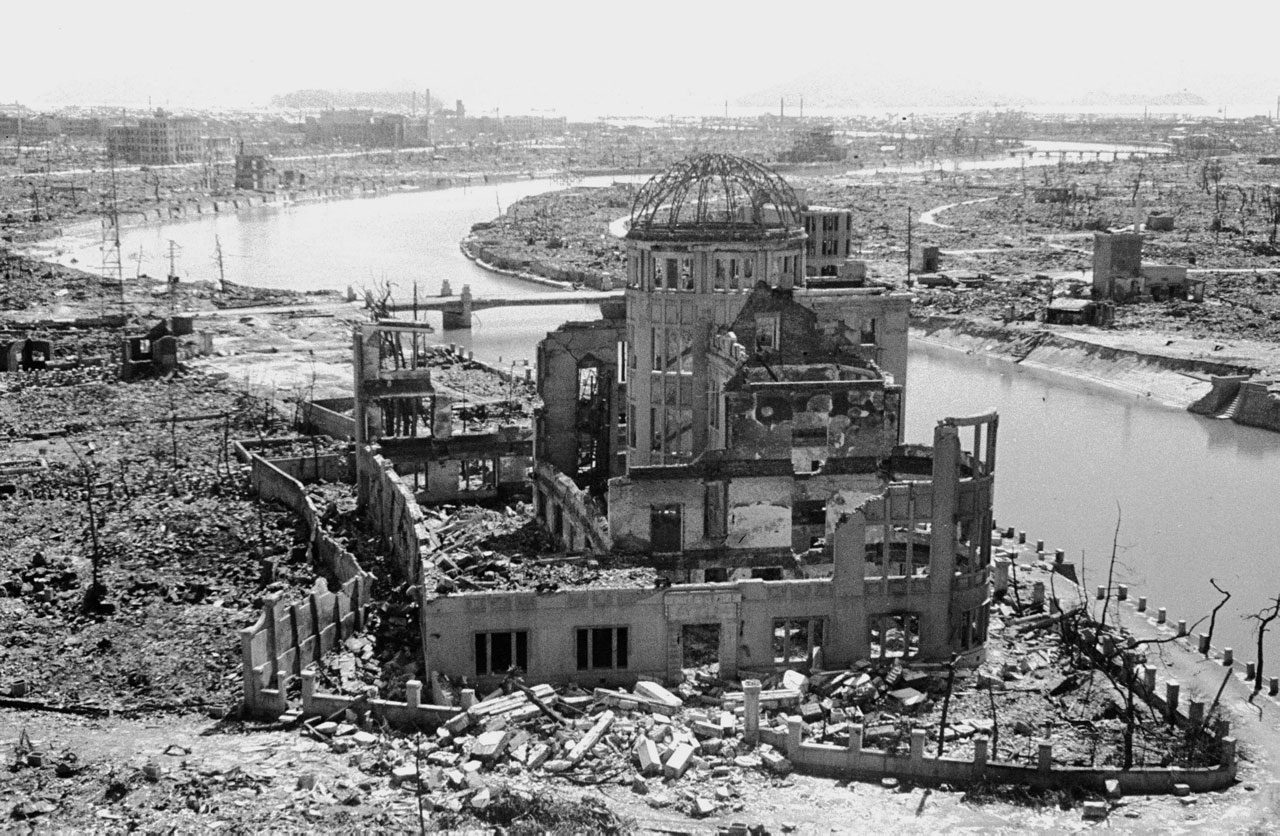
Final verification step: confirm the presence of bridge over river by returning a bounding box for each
[382,286,623,328]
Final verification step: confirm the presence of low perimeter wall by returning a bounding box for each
[236,440,374,719]
[744,681,1236,795]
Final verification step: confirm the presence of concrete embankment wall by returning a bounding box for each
[911,315,1258,410]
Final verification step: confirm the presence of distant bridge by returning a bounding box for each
[381,285,623,329]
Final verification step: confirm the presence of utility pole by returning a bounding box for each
[214,235,227,293]
[905,205,913,287]
[166,239,181,315]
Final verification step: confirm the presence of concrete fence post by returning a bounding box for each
[1054,549,1065,564]
[787,717,803,757]
[1246,661,1256,680]
[1198,633,1211,655]
[1096,585,1106,601]
[1166,681,1181,720]
[1118,585,1128,601]
[973,735,988,766]
[1222,648,1234,666]
[1157,607,1167,624]
[405,680,422,711]
[1137,596,1147,613]
[1177,619,1188,638]
[1031,581,1045,606]
[1188,700,1204,726]
[1270,677,1279,697]
[743,680,761,745]
[1037,741,1052,772]
[1036,539,1044,553]
[461,688,477,710]
[1216,719,1231,739]
[1018,531,1026,544]
[1143,665,1157,693]
[910,729,926,761]
[1221,737,1237,770]
[848,725,863,753]
[301,669,316,710]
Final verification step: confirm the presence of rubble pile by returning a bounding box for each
[423,504,653,594]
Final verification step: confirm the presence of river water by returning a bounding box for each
[30,164,1280,655]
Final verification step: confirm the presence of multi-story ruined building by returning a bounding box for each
[416,153,998,684]
[106,111,202,164]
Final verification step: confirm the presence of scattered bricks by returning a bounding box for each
[542,759,571,773]
[460,689,477,709]
[525,744,550,770]
[1082,801,1108,820]
[352,731,377,745]
[798,702,824,723]
[391,765,419,786]
[1223,648,1234,666]
[1137,596,1147,612]
[630,776,649,794]
[634,680,684,712]
[471,730,509,762]
[142,762,161,782]
[1173,784,1191,797]
[781,670,809,693]
[296,773,318,791]
[1199,633,1211,655]
[26,752,46,768]
[1105,779,1122,800]
[470,788,491,810]
[692,797,717,817]
[692,720,724,739]
[663,742,696,780]
[637,737,662,776]
[760,748,792,776]
[719,711,737,733]
[1157,607,1167,624]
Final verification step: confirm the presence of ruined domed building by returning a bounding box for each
[419,154,997,686]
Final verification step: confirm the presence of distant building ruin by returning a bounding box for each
[1092,231,1202,302]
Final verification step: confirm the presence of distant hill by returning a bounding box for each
[271,89,441,112]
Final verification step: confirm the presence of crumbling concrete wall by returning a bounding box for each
[299,397,357,439]
[531,461,611,553]
[357,444,437,583]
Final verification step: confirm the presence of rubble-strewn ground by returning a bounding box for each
[0,362,319,713]
[4,558,1264,832]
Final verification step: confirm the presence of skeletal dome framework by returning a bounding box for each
[628,153,803,237]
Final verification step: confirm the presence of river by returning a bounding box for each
[28,165,1280,656]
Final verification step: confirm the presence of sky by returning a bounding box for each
[6,0,1280,116]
